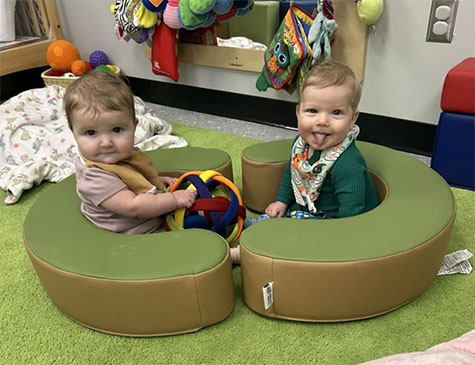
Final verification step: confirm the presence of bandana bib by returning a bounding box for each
[290,125,360,213]
[80,149,164,194]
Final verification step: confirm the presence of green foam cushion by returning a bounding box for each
[241,141,455,262]
[23,150,230,280]
[242,139,293,163]
[151,146,230,171]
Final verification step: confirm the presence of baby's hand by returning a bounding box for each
[265,201,287,218]
[160,176,177,189]
[173,189,197,209]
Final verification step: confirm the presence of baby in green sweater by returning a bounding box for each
[230,58,379,264]
[265,58,379,219]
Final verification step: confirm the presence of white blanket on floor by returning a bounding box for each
[0,86,187,204]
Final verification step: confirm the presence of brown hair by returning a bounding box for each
[63,71,135,130]
[300,58,362,111]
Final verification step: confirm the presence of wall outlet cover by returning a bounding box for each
[426,0,459,43]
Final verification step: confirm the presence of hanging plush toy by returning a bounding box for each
[308,0,337,64]
[255,4,314,94]
[163,0,182,29]
[256,0,339,94]
[151,22,179,82]
[355,0,384,31]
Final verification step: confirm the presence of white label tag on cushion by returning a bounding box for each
[262,282,274,310]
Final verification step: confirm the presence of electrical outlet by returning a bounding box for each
[426,0,459,43]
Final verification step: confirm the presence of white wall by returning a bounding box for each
[57,0,475,125]
[361,0,475,124]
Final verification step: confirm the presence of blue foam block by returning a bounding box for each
[431,111,475,190]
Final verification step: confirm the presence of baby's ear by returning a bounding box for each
[351,110,360,126]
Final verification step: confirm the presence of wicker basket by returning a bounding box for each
[41,66,121,88]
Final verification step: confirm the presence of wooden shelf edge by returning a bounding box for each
[178,43,264,72]
[143,43,265,73]
[0,40,54,76]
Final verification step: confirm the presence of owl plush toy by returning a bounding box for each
[255,4,314,93]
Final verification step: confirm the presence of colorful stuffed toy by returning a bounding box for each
[189,0,217,15]
[256,0,339,94]
[255,5,314,93]
[178,0,218,30]
[113,0,139,34]
[134,3,159,28]
[178,0,206,29]
[142,0,168,13]
[112,0,254,37]
[213,0,233,15]
[122,27,154,44]
[46,40,81,72]
[70,60,88,76]
[163,0,182,29]
[356,0,384,29]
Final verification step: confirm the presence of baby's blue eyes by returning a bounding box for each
[306,109,342,115]
[85,127,122,135]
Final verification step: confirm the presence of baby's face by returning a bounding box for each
[71,108,136,164]
[296,84,359,154]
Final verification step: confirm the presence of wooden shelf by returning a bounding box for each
[178,43,265,73]
[0,0,63,77]
[143,43,265,73]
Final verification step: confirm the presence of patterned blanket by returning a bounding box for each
[0,86,187,204]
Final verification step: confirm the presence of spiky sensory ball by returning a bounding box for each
[165,170,246,244]
[89,50,109,68]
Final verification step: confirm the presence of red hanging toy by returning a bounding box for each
[151,22,179,82]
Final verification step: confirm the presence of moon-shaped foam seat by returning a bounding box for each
[23,147,236,336]
[240,140,455,321]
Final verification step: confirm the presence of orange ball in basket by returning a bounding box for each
[47,40,81,72]
[71,60,88,76]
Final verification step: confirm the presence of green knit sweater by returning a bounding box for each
[276,138,379,218]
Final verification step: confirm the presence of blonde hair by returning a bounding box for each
[300,58,361,111]
[63,71,135,130]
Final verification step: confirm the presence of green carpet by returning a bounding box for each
[1,123,474,364]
